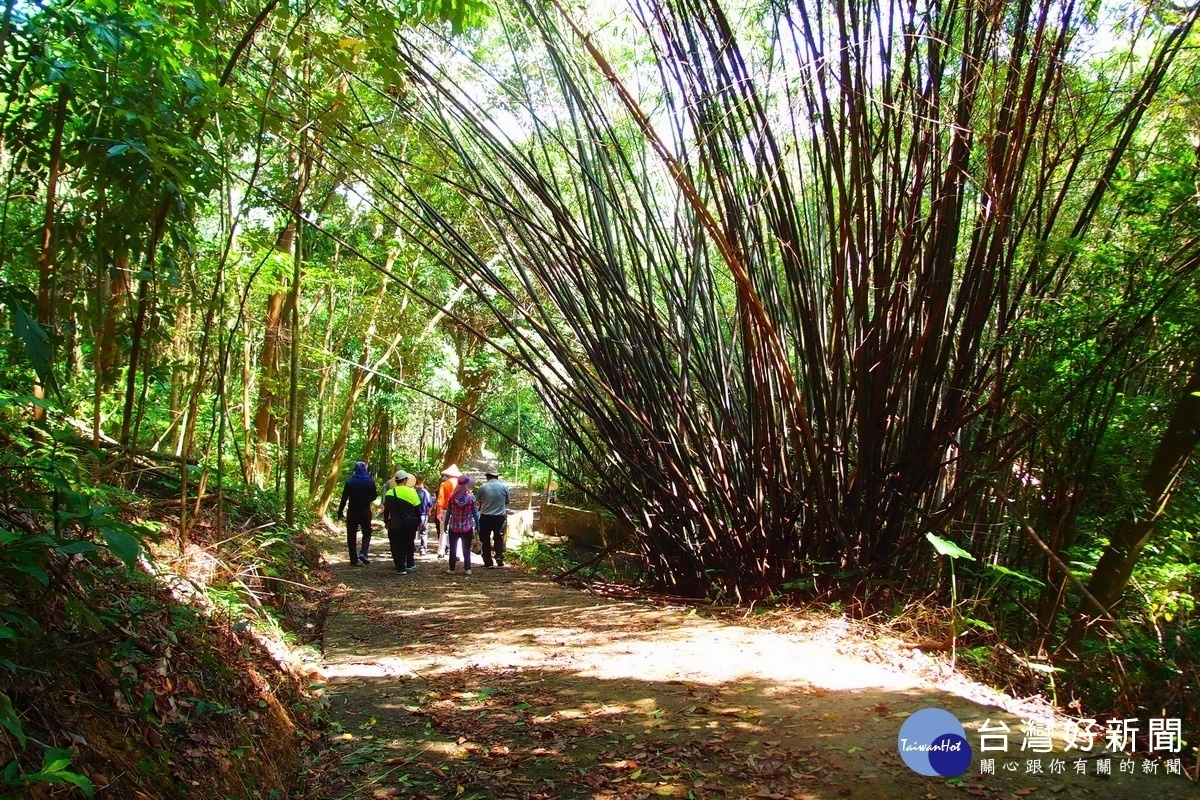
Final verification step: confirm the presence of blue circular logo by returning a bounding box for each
[898,708,973,777]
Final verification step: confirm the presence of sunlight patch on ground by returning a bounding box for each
[329,591,930,696]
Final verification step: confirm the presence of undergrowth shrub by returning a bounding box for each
[0,396,321,798]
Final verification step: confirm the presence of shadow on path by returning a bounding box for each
[313,530,1183,800]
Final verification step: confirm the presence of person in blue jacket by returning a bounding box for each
[414,475,434,555]
[337,461,377,566]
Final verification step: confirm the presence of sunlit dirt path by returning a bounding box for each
[312,527,1182,800]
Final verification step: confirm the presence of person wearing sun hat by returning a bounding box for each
[435,463,462,557]
[382,469,421,573]
[442,474,479,574]
[475,470,511,568]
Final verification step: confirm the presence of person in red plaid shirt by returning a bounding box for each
[442,475,479,573]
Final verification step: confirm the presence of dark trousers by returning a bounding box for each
[448,530,472,570]
[479,514,506,566]
[347,514,371,564]
[389,518,418,570]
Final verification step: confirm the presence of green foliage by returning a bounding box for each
[508,539,573,574]
[0,694,26,747]
[0,0,1196,753]
[925,534,975,562]
[3,747,94,797]
[0,285,55,396]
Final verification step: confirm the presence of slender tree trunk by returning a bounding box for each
[120,211,167,448]
[156,302,189,453]
[129,322,157,454]
[98,253,129,388]
[312,362,374,516]
[179,267,223,546]
[308,287,336,487]
[33,87,68,425]
[285,216,303,525]
[361,401,385,470]
[92,248,109,445]
[1065,356,1200,649]
[312,280,393,515]
[250,262,289,486]
[241,332,253,481]
[216,323,227,540]
[251,149,315,486]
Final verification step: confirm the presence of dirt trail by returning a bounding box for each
[312,528,1185,800]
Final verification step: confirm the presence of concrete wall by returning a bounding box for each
[505,509,535,548]
[538,504,630,548]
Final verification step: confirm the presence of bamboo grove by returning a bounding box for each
[328,0,1200,621]
[2,0,1199,707]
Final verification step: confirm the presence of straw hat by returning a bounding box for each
[440,463,462,478]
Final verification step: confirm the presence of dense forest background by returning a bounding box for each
[1,0,1198,788]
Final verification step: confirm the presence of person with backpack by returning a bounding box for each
[442,475,479,574]
[337,461,377,566]
[414,475,434,556]
[382,469,421,573]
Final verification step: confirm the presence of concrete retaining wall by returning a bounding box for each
[505,509,535,548]
[538,504,630,548]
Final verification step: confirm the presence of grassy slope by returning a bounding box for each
[0,418,327,799]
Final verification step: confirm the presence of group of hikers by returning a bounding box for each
[335,461,512,575]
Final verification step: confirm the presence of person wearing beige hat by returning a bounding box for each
[382,470,421,573]
[435,464,462,557]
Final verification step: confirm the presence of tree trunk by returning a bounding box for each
[361,400,385,471]
[441,330,491,469]
[249,257,289,486]
[119,210,167,448]
[308,287,336,488]
[241,331,253,482]
[311,280,396,516]
[311,366,374,516]
[285,215,303,525]
[92,247,109,445]
[33,86,68,424]
[1066,355,1200,649]
[179,262,224,546]
[98,253,129,388]
[441,378,486,469]
[250,146,317,487]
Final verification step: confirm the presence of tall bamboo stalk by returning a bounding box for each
[289,0,1196,599]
